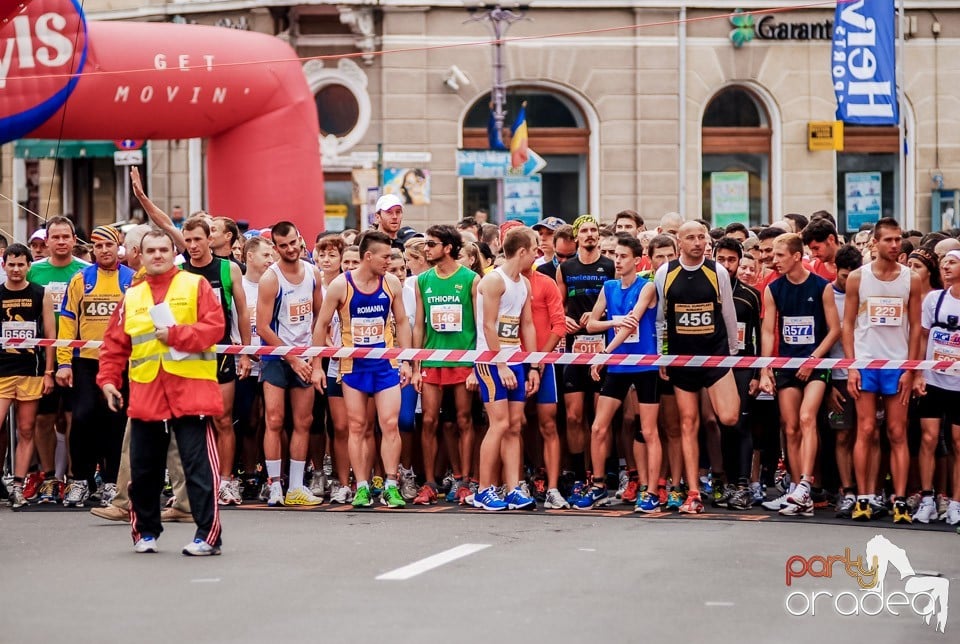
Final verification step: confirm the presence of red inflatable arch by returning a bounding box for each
[1,0,325,235]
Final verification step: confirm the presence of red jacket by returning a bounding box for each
[526,270,567,351]
[97,267,225,421]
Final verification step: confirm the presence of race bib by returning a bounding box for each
[571,333,604,354]
[1,321,36,340]
[931,329,960,373]
[82,296,118,319]
[288,298,311,324]
[674,303,714,335]
[737,322,747,351]
[497,315,521,345]
[46,282,67,313]
[247,306,258,339]
[612,315,639,343]
[431,304,462,333]
[782,315,815,345]
[351,317,385,346]
[868,296,904,326]
[556,337,566,353]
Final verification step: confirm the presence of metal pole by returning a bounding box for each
[678,6,687,218]
[897,0,906,224]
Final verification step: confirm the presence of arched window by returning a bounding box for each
[702,87,771,227]
[462,88,589,223]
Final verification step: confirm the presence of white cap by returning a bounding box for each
[29,229,46,242]
[946,249,960,262]
[375,194,403,213]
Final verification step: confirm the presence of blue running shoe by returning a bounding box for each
[635,491,661,514]
[566,481,586,506]
[505,486,536,510]
[444,478,461,503]
[666,489,684,511]
[473,485,508,511]
[573,485,608,509]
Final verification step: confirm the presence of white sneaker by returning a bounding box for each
[267,482,284,507]
[228,479,242,505]
[100,483,118,507]
[543,488,570,509]
[944,500,960,526]
[615,470,629,499]
[913,496,938,524]
[330,484,353,504]
[399,467,418,501]
[308,471,327,498]
[218,481,239,506]
[63,480,89,507]
[134,537,158,553]
[182,538,221,556]
[779,483,814,517]
[762,482,796,511]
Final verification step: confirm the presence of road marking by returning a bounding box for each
[578,548,596,552]
[376,544,491,581]
[191,578,221,583]
[705,601,735,607]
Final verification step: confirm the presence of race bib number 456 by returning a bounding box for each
[674,303,714,335]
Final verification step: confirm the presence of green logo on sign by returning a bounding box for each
[729,9,755,48]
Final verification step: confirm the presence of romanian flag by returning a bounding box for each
[510,101,529,170]
[487,103,507,151]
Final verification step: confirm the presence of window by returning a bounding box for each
[315,84,360,137]
[836,126,900,235]
[701,87,771,228]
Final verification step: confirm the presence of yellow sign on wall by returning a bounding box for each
[808,121,844,151]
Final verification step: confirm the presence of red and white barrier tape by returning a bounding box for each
[5,338,959,372]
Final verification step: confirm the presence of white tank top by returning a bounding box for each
[241,277,261,376]
[476,267,527,364]
[854,262,911,360]
[267,261,316,348]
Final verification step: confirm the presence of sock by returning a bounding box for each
[357,480,369,490]
[55,433,67,480]
[570,453,585,480]
[627,469,639,482]
[13,476,23,485]
[386,478,398,489]
[921,489,934,498]
[289,460,306,491]
[265,459,282,481]
[858,495,871,503]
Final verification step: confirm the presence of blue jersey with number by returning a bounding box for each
[603,277,657,373]
[768,272,829,359]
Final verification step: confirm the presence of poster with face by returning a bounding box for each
[383,168,431,205]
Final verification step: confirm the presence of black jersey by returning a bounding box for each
[662,259,729,356]
[768,272,830,359]
[0,282,45,377]
[558,254,614,350]
[182,256,233,343]
[732,279,761,356]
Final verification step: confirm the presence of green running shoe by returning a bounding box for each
[352,486,373,508]
[381,485,406,508]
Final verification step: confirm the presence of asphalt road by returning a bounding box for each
[1,508,957,644]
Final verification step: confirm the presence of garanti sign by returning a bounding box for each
[729,9,833,48]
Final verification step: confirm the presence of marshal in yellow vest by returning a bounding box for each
[123,271,217,384]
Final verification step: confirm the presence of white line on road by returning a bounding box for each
[376,544,491,581]
[190,578,221,583]
[578,548,596,552]
[705,601,735,607]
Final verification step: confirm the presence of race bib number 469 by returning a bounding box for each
[674,303,714,335]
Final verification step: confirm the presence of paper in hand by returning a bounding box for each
[149,303,189,360]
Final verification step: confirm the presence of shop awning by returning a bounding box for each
[13,139,117,159]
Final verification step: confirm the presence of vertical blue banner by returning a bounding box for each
[831,0,899,125]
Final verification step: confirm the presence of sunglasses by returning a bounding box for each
[424,240,443,248]
[555,252,576,260]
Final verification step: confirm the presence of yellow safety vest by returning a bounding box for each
[123,271,217,384]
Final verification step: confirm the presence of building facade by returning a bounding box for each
[2,0,958,239]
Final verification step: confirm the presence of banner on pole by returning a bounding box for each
[832,0,899,125]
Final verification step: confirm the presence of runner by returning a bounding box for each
[472,226,540,511]
[256,221,324,507]
[912,249,960,526]
[411,225,479,505]
[801,218,840,281]
[556,215,615,487]
[584,234,662,512]
[826,244,864,519]
[180,218,252,505]
[2,244,55,509]
[758,233,840,517]
[656,221,741,514]
[57,226,134,507]
[842,217,923,523]
[26,215,88,504]
[314,230,413,509]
